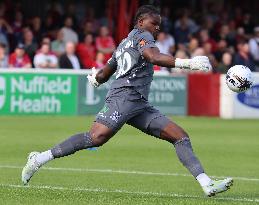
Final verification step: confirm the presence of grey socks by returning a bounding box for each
[51,132,93,158]
[50,132,204,179]
[174,137,204,178]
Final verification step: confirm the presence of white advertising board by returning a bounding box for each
[220,72,259,118]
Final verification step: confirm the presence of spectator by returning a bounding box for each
[174,11,199,34]
[241,13,254,35]
[51,29,65,57]
[43,14,58,39]
[83,7,99,33]
[76,33,96,69]
[214,39,228,62]
[199,29,217,53]
[0,43,8,68]
[38,36,56,55]
[228,20,238,40]
[59,41,81,69]
[61,16,78,44]
[99,7,114,31]
[155,31,175,55]
[79,21,95,41]
[248,26,259,71]
[30,16,44,45]
[214,11,230,35]
[12,10,24,43]
[93,51,105,68]
[160,7,173,33]
[233,40,255,71]
[217,24,235,46]
[45,1,63,27]
[235,27,247,43]
[188,37,199,56]
[191,47,205,57]
[203,42,213,56]
[215,52,233,74]
[23,29,38,64]
[33,43,58,68]
[202,41,218,71]
[174,15,191,45]
[65,3,78,30]
[41,36,51,45]
[0,17,13,52]
[202,16,215,35]
[155,31,175,71]
[175,50,189,59]
[233,7,243,27]
[177,43,189,55]
[205,2,220,24]
[9,43,31,68]
[96,26,115,63]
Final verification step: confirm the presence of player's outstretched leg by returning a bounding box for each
[160,121,233,197]
[21,122,113,185]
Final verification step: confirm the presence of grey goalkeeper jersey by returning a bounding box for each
[107,28,157,100]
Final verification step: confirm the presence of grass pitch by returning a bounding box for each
[0,116,258,205]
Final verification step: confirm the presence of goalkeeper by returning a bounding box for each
[22,5,233,197]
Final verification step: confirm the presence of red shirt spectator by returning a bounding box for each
[93,52,105,68]
[9,43,31,68]
[199,29,217,53]
[96,26,115,63]
[76,33,96,68]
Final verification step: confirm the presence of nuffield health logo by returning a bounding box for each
[0,77,6,109]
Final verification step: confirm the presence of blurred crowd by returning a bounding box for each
[154,6,259,73]
[0,1,115,70]
[0,1,259,73]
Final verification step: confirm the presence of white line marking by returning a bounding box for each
[1,165,259,182]
[0,183,258,203]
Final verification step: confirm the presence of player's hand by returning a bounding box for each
[190,56,212,72]
[87,67,100,87]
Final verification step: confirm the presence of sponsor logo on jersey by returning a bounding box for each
[237,84,259,108]
[139,39,147,47]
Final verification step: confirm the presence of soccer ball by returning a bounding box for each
[226,65,253,93]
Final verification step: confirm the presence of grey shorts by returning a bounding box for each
[95,88,170,137]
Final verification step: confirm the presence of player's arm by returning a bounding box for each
[142,47,212,71]
[96,64,116,84]
[87,63,116,87]
[87,50,118,87]
[143,47,175,67]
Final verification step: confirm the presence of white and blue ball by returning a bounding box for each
[226,65,253,93]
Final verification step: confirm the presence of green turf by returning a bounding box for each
[0,116,258,205]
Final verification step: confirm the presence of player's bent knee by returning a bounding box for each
[90,122,114,147]
[91,133,110,147]
[160,122,189,143]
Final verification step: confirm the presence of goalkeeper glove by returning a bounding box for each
[87,67,100,87]
[175,56,212,72]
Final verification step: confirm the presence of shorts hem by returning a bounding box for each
[95,118,118,132]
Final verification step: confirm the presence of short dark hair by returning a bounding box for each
[134,5,160,25]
